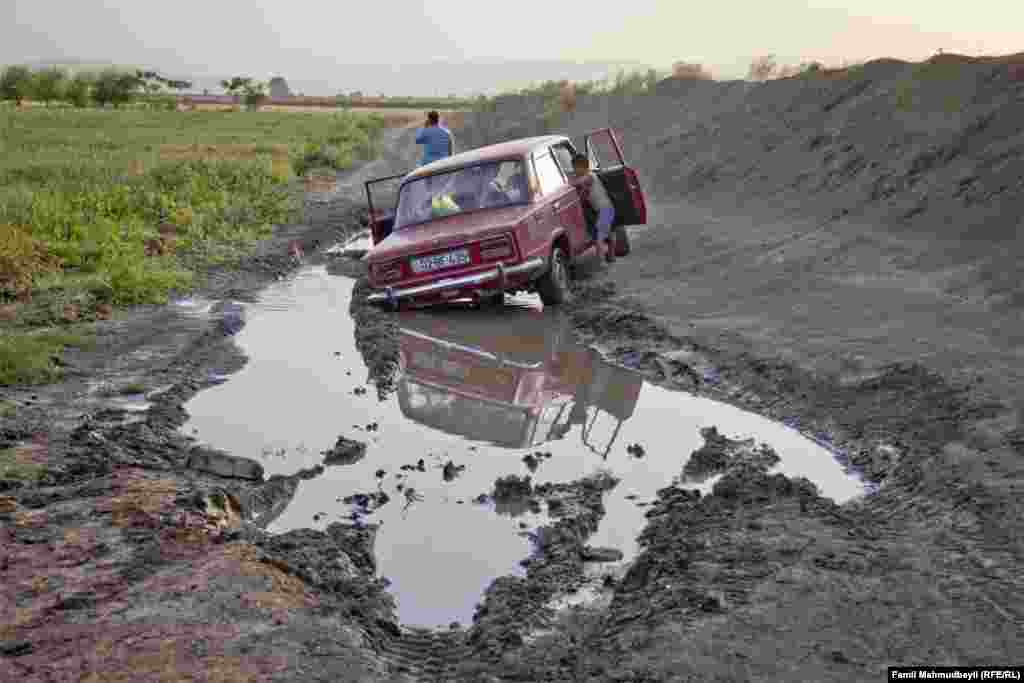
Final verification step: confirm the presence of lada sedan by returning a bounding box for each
[363,128,647,309]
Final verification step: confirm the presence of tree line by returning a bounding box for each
[0,65,193,108]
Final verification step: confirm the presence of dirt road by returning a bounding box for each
[2,81,1022,681]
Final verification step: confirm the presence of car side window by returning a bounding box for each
[532,152,565,196]
[551,144,576,177]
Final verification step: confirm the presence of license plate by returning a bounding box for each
[411,248,470,274]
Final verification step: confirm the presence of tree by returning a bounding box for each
[64,71,95,107]
[671,61,713,80]
[268,76,291,98]
[220,76,267,109]
[242,81,268,109]
[93,69,143,108]
[220,76,253,98]
[32,67,68,106]
[0,65,34,105]
[748,55,777,82]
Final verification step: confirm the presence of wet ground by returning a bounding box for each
[182,264,867,628]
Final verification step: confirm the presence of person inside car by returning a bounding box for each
[571,153,616,263]
[415,111,454,167]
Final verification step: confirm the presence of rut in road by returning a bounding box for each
[377,628,474,681]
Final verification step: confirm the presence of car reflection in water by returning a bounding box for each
[394,301,643,457]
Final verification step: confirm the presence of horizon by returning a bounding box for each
[5,0,1023,95]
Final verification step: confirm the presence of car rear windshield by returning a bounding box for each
[394,160,527,230]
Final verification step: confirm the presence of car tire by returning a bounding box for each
[478,291,504,308]
[613,224,631,257]
[538,245,572,306]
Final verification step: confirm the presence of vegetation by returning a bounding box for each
[478,66,677,128]
[335,94,477,109]
[0,329,93,385]
[290,112,385,176]
[0,447,49,480]
[0,65,192,110]
[220,76,268,109]
[0,106,384,385]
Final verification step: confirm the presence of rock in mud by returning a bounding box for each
[186,447,264,481]
[581,546,625,563]
[322,435,367,466]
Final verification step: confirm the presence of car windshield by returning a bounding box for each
[394,160,528,229]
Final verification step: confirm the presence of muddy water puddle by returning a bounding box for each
[182,265,867,628]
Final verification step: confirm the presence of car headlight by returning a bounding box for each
[372,260,402,282]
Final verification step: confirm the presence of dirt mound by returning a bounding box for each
[462,57,1024,307]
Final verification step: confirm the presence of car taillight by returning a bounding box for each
[480,236,514,261]
[373,261,402,282]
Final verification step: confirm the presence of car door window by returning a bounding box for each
[551,144,576,177]
[585,129,626,170]
[532,152,565,196]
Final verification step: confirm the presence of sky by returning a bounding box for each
[3,0,1022,94]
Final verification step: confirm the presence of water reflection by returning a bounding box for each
[181,268,867,628]
[396,304,644,457]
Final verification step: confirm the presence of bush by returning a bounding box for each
[31,67,68,106]
[291,112,385,176]
[0,329,92,385]
[0,65,33,105]
[671,61,714,80]
[0,224,61,300]
[64,72,94,107]
[93,69,142,108]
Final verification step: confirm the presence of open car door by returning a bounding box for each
[364,172,410,245]
[581,128,647,228]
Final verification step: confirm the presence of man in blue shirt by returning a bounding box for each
[415,111,454,167]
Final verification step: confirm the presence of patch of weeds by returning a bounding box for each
[0,329,93,385]
[0,448,48,481]
[0,400,15,417]
[119,383,147,396]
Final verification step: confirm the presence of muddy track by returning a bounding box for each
[3,126,1022,681]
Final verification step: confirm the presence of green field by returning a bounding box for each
[0,107,385,385]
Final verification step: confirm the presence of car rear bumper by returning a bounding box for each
[367,257,547,304]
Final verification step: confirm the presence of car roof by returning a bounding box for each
[406,135,569,180]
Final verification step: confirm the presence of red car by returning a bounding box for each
[363,128,647,309]
[395,307,643,453]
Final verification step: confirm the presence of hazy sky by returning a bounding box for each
[4,0,1021,88]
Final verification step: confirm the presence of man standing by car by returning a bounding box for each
[415,111,454,167]
[572,153,616,263]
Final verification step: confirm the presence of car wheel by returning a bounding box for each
[613,224,631,257]
[538,246,572,306]
[478,291,504,308]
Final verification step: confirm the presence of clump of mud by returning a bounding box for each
[682,425,780,481]
[464,472,619,666]
[348,278,400,398]
[322,435,367,466]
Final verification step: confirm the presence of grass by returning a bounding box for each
[0,448,49,481]
[0,329,93,385]
[0,107,385,385]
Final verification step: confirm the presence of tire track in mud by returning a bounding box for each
[377,629,474,681]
